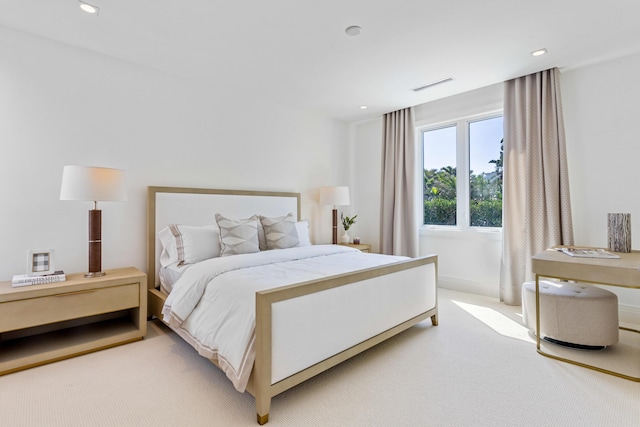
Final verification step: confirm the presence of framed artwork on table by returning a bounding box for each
[27,249,56,276]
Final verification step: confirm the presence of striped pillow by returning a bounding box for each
[158,224,221,266]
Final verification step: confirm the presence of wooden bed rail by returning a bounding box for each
[252,255,438,424]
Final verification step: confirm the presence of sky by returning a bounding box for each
[423,115,503,175]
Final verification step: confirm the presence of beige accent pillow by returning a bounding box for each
[259,213,299,250]
[257,218,267,251]
[215,214,260,256]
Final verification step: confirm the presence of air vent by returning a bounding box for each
[412,77,453,92]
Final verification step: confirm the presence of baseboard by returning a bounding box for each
[438,276,499,299]
[620,304,640,328]
[438,276,640,327]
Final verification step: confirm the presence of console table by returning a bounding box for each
[532,248,640,381]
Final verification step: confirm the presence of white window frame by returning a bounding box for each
[419,109,503,234]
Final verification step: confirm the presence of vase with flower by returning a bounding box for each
[340,213,357,244]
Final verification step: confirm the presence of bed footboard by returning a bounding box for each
[252,255,438,424]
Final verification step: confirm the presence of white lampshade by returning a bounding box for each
[319,186,350,206]
[60,166,127,202]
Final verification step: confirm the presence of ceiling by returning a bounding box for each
[2,1,640,123]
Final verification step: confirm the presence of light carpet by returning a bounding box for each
[1,288,638,427]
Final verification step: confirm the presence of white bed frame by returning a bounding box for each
[147,186,438,424]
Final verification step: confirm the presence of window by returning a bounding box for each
[423,125,457,225]
[422,114,503,228]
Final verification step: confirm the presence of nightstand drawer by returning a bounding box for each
[0,283,139,333]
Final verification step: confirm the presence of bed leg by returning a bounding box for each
[431,314,438,326]
[256,396,270,425]
[257,413,269,425]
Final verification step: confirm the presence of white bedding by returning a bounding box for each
[161,245,408,392]
[158,262,190,294]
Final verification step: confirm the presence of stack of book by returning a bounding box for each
[11,271,66,287]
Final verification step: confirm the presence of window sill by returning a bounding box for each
[420,225,502,241]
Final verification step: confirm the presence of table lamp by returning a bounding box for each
[319,186,350,244]
[60,166,127,277]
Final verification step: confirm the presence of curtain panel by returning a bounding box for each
[380,107,419,257]
[500,67,574,305]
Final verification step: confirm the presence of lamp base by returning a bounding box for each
[87,209,103,279]
[84,271,106,278]
[332,208,338,245]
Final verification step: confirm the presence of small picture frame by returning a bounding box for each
[27,249,56,276]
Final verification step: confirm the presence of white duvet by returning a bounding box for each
[161,245,407,392]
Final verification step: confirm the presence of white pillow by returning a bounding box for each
[158,224,221,267]
[215,214,261,256]
[158,227,178,267]
[295,220,311,246]
[259,213,299,250]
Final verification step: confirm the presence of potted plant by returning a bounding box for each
[340,213,357,243]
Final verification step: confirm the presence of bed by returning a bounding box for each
[146,186,438,424]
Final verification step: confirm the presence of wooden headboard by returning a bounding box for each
[147,186,301,290]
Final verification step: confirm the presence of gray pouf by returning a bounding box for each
[522,280,619,348]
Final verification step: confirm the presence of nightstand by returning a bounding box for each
[339,243,371,253]
[0,267,147,375]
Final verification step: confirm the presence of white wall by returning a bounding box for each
[347,120,382,248]
[562,52,640,314]
[4,24,639,319]
[0,27,349,281]
[351,84,504,298]
[351,54,640,317]
[414,85,504,298]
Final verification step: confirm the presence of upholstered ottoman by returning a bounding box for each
[522,280,619,348]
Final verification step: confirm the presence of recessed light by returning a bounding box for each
[345,26,362,36]
[79,1,99,14]
[359,105,368,110]
[531,48,547,57]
